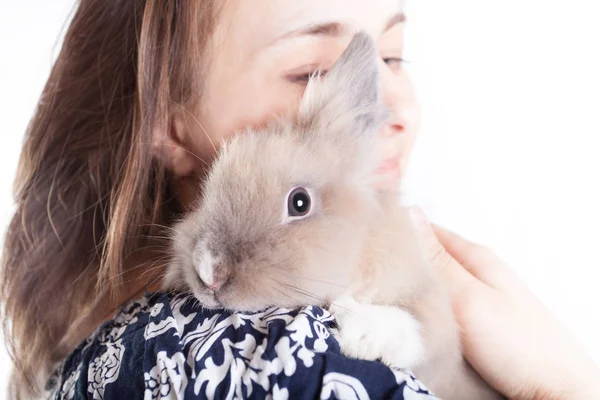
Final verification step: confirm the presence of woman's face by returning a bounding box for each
[171,0,420,201]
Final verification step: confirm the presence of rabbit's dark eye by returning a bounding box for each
[288,187,311,217]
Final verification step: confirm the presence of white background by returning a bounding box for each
[1,0,599,396]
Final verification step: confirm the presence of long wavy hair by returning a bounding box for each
[0,0,221,397]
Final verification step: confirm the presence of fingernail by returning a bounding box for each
[409,206,429,232]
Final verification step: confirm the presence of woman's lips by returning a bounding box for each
[376,156,401,175]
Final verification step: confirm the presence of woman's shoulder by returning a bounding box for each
[48,292,436,399]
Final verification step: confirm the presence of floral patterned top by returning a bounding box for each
[47,292,438,399]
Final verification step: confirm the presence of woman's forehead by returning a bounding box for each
[220,0,405,48]
[268,0,404,34]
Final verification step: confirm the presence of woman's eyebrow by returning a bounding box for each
[383,12,406,32]
[269,12,406,46]
[271,21,347,45]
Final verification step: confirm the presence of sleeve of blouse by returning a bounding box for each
[50,293,439,399]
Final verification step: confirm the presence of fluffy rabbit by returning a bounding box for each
[165,32,502,400]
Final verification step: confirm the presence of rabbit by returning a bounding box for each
[164,32,503,400]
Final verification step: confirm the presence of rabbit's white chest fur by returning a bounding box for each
[330,295,425,369]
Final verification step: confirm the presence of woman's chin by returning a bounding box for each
[372,170,401,191]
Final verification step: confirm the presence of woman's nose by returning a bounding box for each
[378,60,418,138]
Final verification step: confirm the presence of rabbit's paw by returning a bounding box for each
[329,295,424,369]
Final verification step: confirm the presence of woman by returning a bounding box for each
[1,0,598,398]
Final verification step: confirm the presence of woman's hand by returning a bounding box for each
[410,207,600,400]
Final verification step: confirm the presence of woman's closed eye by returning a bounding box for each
[382,57,406,73]
[287,56,406,85]
[287,68,328,84]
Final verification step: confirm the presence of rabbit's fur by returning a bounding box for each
[165,32,502,400]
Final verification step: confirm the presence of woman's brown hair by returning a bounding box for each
[1,0,221,397]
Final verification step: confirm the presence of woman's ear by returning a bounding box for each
[152,109,202,178]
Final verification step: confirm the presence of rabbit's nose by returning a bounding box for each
[207,267,230,291]
[197,251,229,291]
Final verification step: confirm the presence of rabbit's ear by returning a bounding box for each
[298,32,388,140]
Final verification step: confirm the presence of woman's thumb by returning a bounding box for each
[408,206,479,297]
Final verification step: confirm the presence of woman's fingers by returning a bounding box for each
[432,224,527,293]
[409,207,480,297]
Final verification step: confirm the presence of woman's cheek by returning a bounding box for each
[215,79,303,140]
